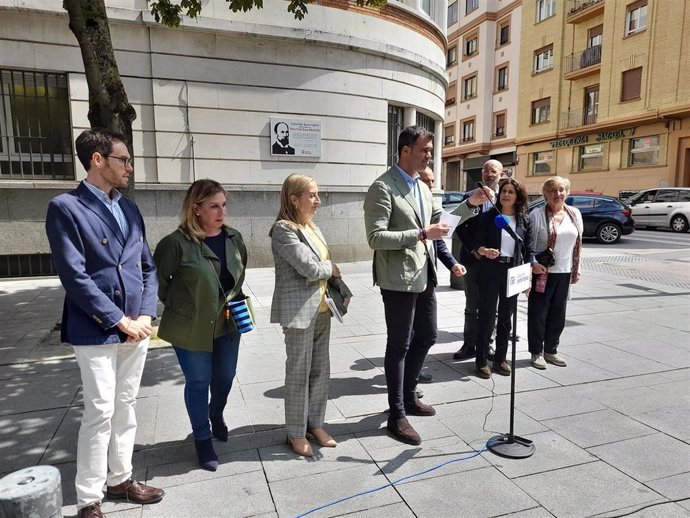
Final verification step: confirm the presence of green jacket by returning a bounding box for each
[364,166,478,292]
[153,227,248,351]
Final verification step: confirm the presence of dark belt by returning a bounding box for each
[497,256,513,263]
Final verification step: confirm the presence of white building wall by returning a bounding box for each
[0,0,449,266]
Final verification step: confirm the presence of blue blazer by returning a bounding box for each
[45,182,158,345]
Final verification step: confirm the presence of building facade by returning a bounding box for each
[516,0,690,196]
[443,0,522,190]
[0,0,448,274]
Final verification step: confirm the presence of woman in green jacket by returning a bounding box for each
[154,179,248,472]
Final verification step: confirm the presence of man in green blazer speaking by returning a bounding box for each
[364,125,492,445]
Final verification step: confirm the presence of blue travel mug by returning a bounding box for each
[228,298,254,333]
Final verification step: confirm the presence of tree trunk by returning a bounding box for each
[64,0,138,198]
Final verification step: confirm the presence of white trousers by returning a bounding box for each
[72,338,149,508]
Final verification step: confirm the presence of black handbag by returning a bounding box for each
[535,247,556,268]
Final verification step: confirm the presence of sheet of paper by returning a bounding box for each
[325,296,344,323]
[440,210,463,238]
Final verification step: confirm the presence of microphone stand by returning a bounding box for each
[484,208,535,459]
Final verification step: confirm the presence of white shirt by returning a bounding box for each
[528,206,583,273]
[499,215,516,257]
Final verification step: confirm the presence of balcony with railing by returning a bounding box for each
[564,45,602,80]
[560,107,598,130]
[566,0,605,23]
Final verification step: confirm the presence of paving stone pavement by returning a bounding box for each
[1,244,689,518]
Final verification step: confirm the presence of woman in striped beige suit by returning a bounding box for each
[270,174,352,457]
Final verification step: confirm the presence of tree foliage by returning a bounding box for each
[149,0,387,25]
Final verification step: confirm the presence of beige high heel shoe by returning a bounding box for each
[287,437,313,457]
[307,427,337,448]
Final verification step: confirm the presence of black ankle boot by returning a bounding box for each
[194,438,218,471]
[210,415,228,441]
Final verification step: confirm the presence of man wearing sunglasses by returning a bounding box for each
[45,128,163,518]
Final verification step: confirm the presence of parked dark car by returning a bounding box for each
[442,191,466,212]
[528,194,635,244]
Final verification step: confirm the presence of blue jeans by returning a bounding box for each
[173,332,240,440]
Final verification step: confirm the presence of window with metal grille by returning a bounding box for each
[0,69,74,180]
[387,105,405,167]
[0,253,57,278]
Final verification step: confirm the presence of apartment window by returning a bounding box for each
[625,1,647,36]
[498,21,510,46]
[446,82,457,106]
[444,125,455,146]
[531,97,550,124]
[447,46,457,67]
[463,74,478,100]
[534,45,554,73]
[462,119,475,142]
[628,135,660,166]
[448,1,458,26]
[493,112,506,137]
[387,105,404,167]
[578,143,604,170]
[588,25,603,47]
[466,0,478,15]
[0,69,74,179]
[496,65,508,91]
[621,67,642,101]
[532,150,553,175]
[464,33,478,57]
[536,0,555,22]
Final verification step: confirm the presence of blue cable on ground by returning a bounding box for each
[295,445,488,518]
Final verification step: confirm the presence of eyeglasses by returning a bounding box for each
[105,155,134,167]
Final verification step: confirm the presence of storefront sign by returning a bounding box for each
[595,128,635,142]
[549,127,635,149]
[550,135,588,148]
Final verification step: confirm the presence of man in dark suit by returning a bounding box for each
[453,159,503,361]
[45,129,164,518]
[272,121,295,154]
[414,167,466,393]
[364,126,488,445]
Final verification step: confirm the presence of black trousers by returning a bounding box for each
[527,272,571,355]
[380,277,437,421]
[477,260,516,367]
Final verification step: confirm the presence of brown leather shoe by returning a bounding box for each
[387,417,421,445]
[106,478,164,505]
[404,398,436,416]
[78,503,105,518]
[493,361,511,376]
[476,365,492,379]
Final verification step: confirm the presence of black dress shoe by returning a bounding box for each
[453,346,475,360]
[404,398,436,416]
[387,417,421,445]
[418,372,433,384]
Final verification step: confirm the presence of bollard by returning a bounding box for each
[0,466,62,518]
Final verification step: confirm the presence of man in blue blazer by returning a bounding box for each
[364,126,490,445]
[45,129,164,518]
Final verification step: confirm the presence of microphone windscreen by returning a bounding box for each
[494,214,509,229]
[477,181,484,188]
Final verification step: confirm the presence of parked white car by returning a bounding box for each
[625,187,690,232]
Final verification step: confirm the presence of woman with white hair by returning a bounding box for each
[527,176,583,369]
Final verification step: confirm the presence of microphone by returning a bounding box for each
[495,213,523,243]
[477,181,497,209]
